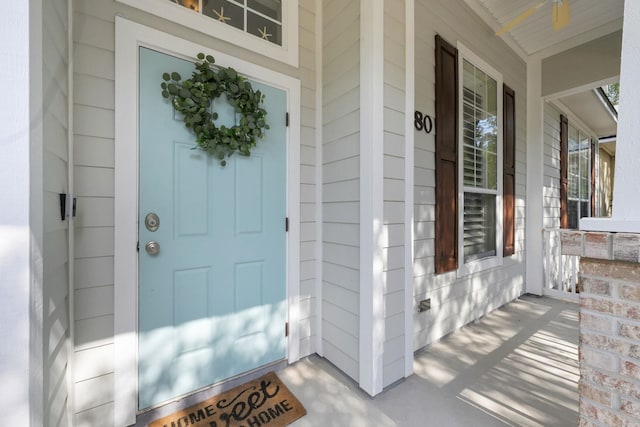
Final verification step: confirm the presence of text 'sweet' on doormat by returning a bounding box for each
[148,372,306,427]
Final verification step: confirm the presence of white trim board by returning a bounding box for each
[359,0,385,397]
[114,17,301,426]
[404,0,416,378]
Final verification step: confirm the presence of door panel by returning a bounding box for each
[138,47,287,410]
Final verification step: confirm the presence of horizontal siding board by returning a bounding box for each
[74,227,114,259]
[323,179,359,203]
[323,202,359,223]
[74,373,114,413]
[322,320,358,361]
[74,73,115,109]
[75,197,114,228]
[74,105,114,139]
[74,166,114,197]
[74,135,114,168]
[74,344,114,382]
[75,315,114,351]
[74,43,114,81]
[323,134,359,163]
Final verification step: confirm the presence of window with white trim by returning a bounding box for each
[171,0,283,46]
[458,47,503,270]
[116,0,298,66]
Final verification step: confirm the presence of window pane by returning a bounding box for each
[247,11,282,45]
[566,124,592,228]
[580,148,589,198]
[462,60,498,191]
[204,0,245,31]
[247,0,282,22]
[568,200,579,229]
[463,193,497,262]
[569,126,579,151]
[568,151,579,199]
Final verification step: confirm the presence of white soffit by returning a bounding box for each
[558,90,617,137]
[465,0,625,57]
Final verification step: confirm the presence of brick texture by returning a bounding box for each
[578,231,640,427]
[614,234,640,263]
[580,277,611,296]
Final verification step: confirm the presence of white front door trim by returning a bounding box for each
[114,17,300,426]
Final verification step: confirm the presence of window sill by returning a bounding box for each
[457,254,503,277]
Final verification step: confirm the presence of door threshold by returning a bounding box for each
[135,359,287,427]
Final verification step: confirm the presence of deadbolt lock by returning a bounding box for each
[145,213,160,232]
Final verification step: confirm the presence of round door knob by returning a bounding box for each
[145,241,160,255]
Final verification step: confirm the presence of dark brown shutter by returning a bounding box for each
[559,115,569,229]
[503,85,516,257]
[434,35,458,274]
[590,139,597,217]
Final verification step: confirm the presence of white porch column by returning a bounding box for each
[0,0,44,424]
[359,0,385,396]
[526,58,545,295]
[581,0,640,233]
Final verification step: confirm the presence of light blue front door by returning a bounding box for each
[138,47,287,410]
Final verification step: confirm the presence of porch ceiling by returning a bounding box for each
[558,90,618,138]
[464,0,625,57]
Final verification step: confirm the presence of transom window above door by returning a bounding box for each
[117,0,298,66]
[171,0,283,46]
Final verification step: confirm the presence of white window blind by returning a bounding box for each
[461,59,499,262]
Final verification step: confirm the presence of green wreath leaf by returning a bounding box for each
[161,53,269,166]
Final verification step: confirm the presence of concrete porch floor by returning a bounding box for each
[279,295,579,427]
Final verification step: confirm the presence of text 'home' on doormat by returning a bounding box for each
[148,372,306,427]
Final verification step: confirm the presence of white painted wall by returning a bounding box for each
[322,0,361,382]
[413,0,527,350]
[72,0,318,424]
[0,1,42,424]
[542,31,622,98]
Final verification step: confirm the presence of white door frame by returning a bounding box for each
[114,17,301,426]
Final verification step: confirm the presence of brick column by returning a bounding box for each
[563,231,640,425]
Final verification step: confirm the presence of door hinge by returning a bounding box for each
[286,112,289,127]
[137,241,139,252]
[285,217,289,232]
[285,322,289,337]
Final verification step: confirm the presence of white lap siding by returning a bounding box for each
[322,0,361,382]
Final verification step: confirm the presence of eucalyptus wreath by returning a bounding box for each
[161,53,269,166]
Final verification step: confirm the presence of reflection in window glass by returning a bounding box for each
[462,60,498,191]
[567,123,592,229]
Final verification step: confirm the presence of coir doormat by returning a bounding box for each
[148,372,306,427]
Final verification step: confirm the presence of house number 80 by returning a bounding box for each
[414,111,433,134]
